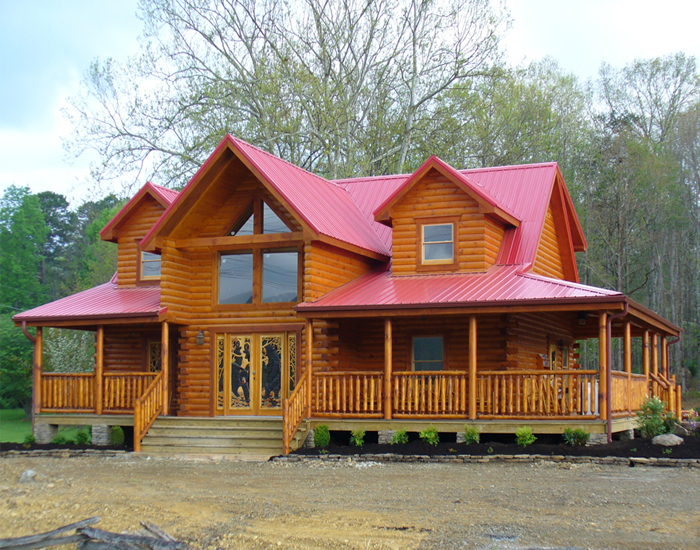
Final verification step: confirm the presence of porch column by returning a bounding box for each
[34,327,43,415]
[95,326,104,415]
[384,318,392,420]
[469,315,477,420]
[161,321,169,416]
[598,312,607,421]
[651,333,658,377]
[661,337,668,379]
[642,330,650,379]
[624,320,632,413]
[306,319,313,414]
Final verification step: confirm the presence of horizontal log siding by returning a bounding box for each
[160,240,193,319]
[103,327,155,373]
[509,312,576,370]
[390,169,505,275]
[532,205,565,279]
[116,195,166,287]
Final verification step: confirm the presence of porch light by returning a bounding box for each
[196,330,205,346]
[577,312,588,326]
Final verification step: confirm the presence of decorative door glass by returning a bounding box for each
[148,341,162,372]
[260,335,283,409]
[229,335,252,410]
[288,333,297,392]
[216,335,225,412]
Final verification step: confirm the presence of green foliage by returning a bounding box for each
[391,429,409,445]
[562,428,590,446]
[462,426,480,445]
[662,447,673,455]
[515,426,537,447]
[487,446,494,454]
[76,429,92,445]
[109,425,125,446]
[313,425,330,449]
[350,429,365,447]
[636,397,676,438]
[0,409,32,442]
[44,328,95,373]
[23,433,36,445]
[51,433,68,445]
[419,426,440,446]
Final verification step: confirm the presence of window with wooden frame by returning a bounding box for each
[136,240,162,284]
[228,196,295,236]
[412,336,445,371]
[417,216,459,270]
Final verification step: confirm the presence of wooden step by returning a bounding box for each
[139,444,283,456]
[144,435,282,447]
[147,426,283,437]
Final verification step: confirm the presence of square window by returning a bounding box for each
[413,336,444,371]
[262,250,298,303]
[141,251,161,279]
[422,223,454,264]
[219,253,253,304]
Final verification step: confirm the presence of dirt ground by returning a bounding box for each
[1,455,699,550]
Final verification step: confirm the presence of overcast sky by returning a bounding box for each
[2,0,700,203]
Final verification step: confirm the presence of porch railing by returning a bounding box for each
[392,371,469,417]
[40,373,95,412]
[610,371,649,414]
[476,370,598,418]
[282,371,309,454]
[133,371,164,452]
[313,372,384,417]
[103,373,159,413]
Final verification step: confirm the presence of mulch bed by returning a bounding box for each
[293,431,700,459]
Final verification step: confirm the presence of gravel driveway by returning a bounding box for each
[1,455,698,550]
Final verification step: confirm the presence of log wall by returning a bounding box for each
[103,327,158,373]
[390,168,505,274]
[532,205,565,279]
[116,195,167,287]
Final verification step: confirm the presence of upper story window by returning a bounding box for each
[219,248,299,305]
[412,336,444,371]
[229,198,293,236]
[141,251,161,280]
[422,223,454,264]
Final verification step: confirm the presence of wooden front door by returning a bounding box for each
[214,332,297,416]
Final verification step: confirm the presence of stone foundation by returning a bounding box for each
[303,429,315,448]
[586,433,608,446]
[618,428,634,441]
[456,433,466,444]
[91,424,111,446]
[34,424,58,444]
[378,430,395,445]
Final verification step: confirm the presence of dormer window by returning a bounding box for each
[229,197,293,236]
[141,251,161,279]
[422,223,454,264]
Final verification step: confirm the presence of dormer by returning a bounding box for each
[100,183,178,287]
[374,156,519,275]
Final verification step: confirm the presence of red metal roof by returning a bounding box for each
[13,282,164,323]
[296,265,621,312]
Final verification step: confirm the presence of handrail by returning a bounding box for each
[40,373,95,412]
[133,371,164,452]
[103,372,159,412]
[282,371,309,454]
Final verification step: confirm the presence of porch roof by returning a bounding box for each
[297,264,622,311]
[12,281,165,326]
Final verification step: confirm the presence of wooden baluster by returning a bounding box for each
[486,376,492,415]
[441,376,446,413]
[355,377,361,413]
[369,378,375,413]
[336,377,341,412]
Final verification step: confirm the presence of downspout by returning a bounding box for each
[21,321,36,433]
[606,301,629,443]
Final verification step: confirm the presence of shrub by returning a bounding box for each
[51,433,67,445]
[515,426,536,447]
[636,397,675,438]
[23,434,36,445]
[350,429,365,447]
[462,426,480,445]
[391,429,409,445]
[109,425,125,446]
[76,428,92,445]
[419,426,439,446]
[562,428,590,446]
[314,425,330,449]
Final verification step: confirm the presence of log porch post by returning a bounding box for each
[469,315,477,420]
[384,318,392,420]
[34,327,43,415]
[651,333,658,377]
[95,326,104,415]
[306,319,313,415]
[624,320,632,413]
[661,337,668,379]
[642,330,650,379]
[162,320,169,416]
[598,312,607,421]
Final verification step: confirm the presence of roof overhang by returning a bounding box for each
[373,156,521,228]
[100,183,174,243]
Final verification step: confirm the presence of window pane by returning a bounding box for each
[231,207,254,236]
[219,254,253,304]
[263,203,289,234]
[141,252,161,277]
[263,251,298,302]
[423,224,452,243]
[414,336,443,361]
[424,242,453,261]
[414,361,444,372]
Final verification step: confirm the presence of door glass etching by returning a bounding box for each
[260,335,283,409]
[230,335,252,409]
[288,333,297,392]
[216,335,225,411]
[148,341,162,372]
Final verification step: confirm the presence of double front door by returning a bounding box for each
[215,332,298,415]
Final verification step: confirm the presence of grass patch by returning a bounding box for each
[0,409,31,443]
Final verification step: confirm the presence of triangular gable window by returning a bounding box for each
[228,198,293,236]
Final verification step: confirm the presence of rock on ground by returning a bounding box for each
[652,433,684,446]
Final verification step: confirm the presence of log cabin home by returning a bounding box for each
[14,135,682,455]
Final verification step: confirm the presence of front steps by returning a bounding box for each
[139,416,309,457]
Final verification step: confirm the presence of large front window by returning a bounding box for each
[218,249,298,305]
[263,251,298,302]
[219,253,254,304]
[413,336,444,371]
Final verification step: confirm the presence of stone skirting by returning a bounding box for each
[1,449,127,459]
